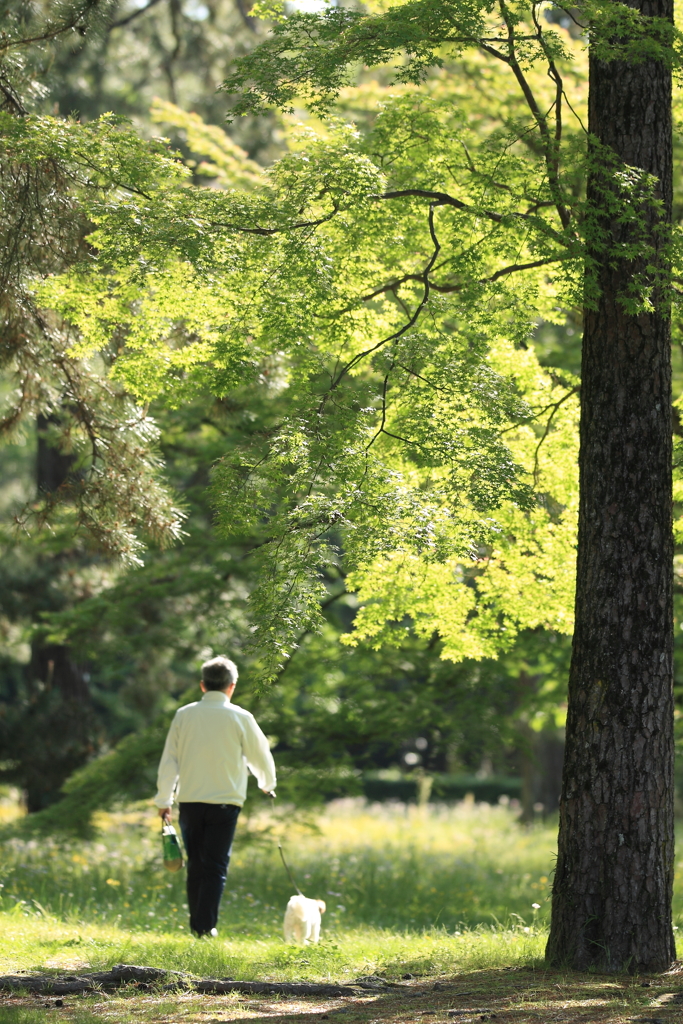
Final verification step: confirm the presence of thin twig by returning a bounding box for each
[366,373,391,449]
[110,0,165,29]
[532,386,579,483]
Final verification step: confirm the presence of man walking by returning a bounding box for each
[155,656,276,937]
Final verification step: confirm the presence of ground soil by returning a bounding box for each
[2,966,683,1024]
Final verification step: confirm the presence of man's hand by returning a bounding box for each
[262,789,276,799]
[158,807,172,822]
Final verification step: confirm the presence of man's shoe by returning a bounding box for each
[193,927,219,938]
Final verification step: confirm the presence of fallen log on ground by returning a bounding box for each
[187,981,363,996]
[0,965,364,997]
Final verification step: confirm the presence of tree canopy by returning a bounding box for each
[2,1,683,968]
[4,2,595,679]
[11,0,683,681]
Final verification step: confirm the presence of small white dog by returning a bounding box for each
[283,894,326,944]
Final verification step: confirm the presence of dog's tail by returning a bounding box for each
[279,843,303,896]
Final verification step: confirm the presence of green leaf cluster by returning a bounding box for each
[9,0,683,684]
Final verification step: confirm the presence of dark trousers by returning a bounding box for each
[178,802,240,936]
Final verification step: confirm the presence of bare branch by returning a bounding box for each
[161,0,183,104]
[531,3,561,138]
[110,0,165,30]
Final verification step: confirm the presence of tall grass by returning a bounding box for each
[0,800,557,935]
[229,798,558,933]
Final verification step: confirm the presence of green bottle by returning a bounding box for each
[162,823,184,872]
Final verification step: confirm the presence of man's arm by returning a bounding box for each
[242,714,277,794]
[155,714,180,816]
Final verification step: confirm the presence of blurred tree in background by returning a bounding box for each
[44,0,282,161]
[0,0,196,808]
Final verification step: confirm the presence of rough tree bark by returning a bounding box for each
[546,0,676,972]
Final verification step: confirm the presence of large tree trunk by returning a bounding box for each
[546,0,675,972]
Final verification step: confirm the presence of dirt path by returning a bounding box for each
[1,967,682,1024]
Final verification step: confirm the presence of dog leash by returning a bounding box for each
[278,843,303,896]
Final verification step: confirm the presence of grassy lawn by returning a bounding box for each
[0,800,681,1024]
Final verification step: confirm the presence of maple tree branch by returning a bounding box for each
[381,188,504,224]
[210,205,339,235]
[437,255,568,292]
[379,189,569,247]
[496,0,571,230]
[327,254,567,313]
[323,203,443,396]
[366,373,391,450]
[499,384,579,436]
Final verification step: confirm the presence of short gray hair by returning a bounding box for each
[201,656,238,691]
